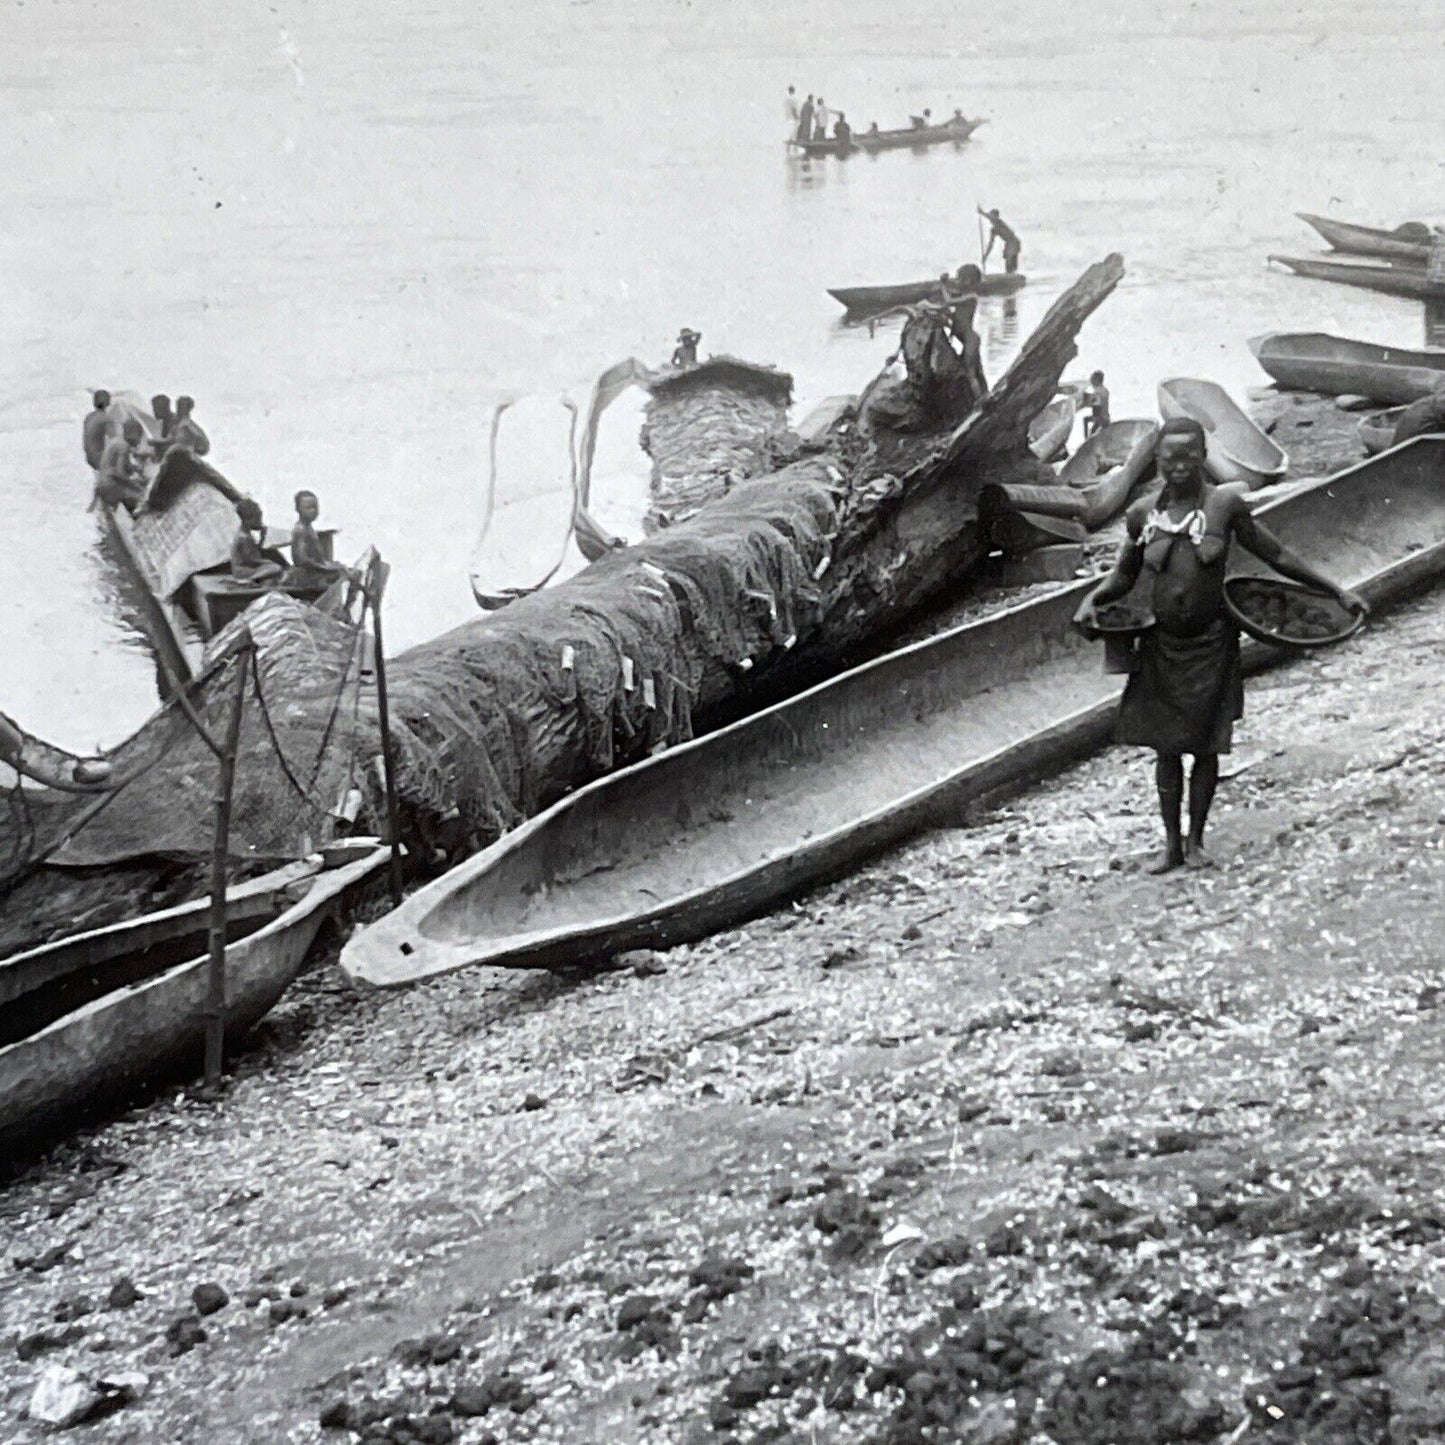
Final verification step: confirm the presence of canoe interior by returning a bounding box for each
[346,437,1445,985]
[1027,396,1076,460]
[1058,419,1159,488]
[1158,378,1286,481]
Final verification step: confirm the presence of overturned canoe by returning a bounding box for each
[340,438,1445,987]
[1269,255,1445,303]
[1027,395,1076,462]
[828,273,1027,316]
[1296,213,1435,265]
[1358,407,1408,456]
[1248,332,1445,406]
[1158,378,1288,488]
[1,846,389,1153]
[792,116,984,158]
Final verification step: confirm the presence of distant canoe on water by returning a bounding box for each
[828,272,1026,316]
[1248,332,1445,406]
[1158,378,1288,489]
[791,116,984,158]
[1296,213,1437,265]
[1269,254,1445,303]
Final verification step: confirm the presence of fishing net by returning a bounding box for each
[0,590,375,893]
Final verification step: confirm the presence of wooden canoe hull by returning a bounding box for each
[1158,378,1288,488]
[828,273,1027,315]
[1270,255,1445,303]
[0,848,388,1153]
[1027,396,1077,462]
[341,439,1445,987]
[1358,408,1408,456]
[1249,332,1445,406]
[1296,213,1433,264]
[792,118,983,157]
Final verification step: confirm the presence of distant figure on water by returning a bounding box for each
[1075,417,1365,874]
[230,498,284,585]
[169,395,210,456]
[82,389,111,470]
[833,112,852,147]
[1082,370,1111,436]
[785,85,798,130]
[796,93,815,144]
[813,98,829,141]
[950,108,968,127]
[981,208,1022,274]
[671,328,700,368]
[95,418,147,513]
[866,121,880,137]
[909,108,933,130]
[150,394,175,441]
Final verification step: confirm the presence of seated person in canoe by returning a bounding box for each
[671,328,700,368]
[285,489,349,587]
[169,395,210,456]
[95,418,148,513]
[833,112,852,146]
[909,108,933,129]
[1076,418,1365,874]
[230,497,285,585]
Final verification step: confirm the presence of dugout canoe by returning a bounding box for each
[792,116,984,158]
[0,845,389,1153]
[1027,395,1076,462]
[1358,408,1408,456]
[829,272,1027,316]
[340,437,1445,987]
[1157,378,1288,488]
[1296,213,1435,265]
[1248,332,1445,406]
[1269,255,1445,303]
[1057,419,1160,493]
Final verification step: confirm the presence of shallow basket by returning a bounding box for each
[1224,575,1362,649]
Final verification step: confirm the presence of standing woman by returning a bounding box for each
[1076,418,1365,873]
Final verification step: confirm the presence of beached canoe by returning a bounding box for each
[1248,332,1445,406]
[340,437,1445,987]
[829,272,1027,316]
[1269,255,1445,303]
[1358,408,1408,456]
[1027,395,1076,462]
[1057,419,1160,492]
[1157,378,1288,488]
[792,116,984,158]
[0,846,389,1153]
[1296,213,1435,265]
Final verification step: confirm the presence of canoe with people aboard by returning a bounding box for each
[1248,332,1445,406]
[1295,213,1437,266]
[339,437,1445,986]
[791,115,984,159]
[1157,378,1288,489]
[93,396,359,695]
[828,272,1027,317]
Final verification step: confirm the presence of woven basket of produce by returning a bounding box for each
[1074,598,1155,674]
[1223,575,1363,649]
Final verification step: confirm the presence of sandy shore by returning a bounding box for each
[5,391,1441,1445]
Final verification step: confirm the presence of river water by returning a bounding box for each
[2,0,1441,751]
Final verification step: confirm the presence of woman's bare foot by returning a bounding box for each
[1148,848,1186,875]
[1184,841,1216,870]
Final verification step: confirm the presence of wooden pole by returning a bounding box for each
[203,638,251,1092]
[367,557,404,906]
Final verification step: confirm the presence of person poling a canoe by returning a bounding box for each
[980,207,1021,274]
[1074,417,1367,875]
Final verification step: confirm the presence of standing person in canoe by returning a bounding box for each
[95,418,148,512]
[813,97,830,141]
[671,328,700,368]
[980,208,1022,274]
[82,389,112,469]
[1075,417,1366,874]
[1082,370,1110,437]
[795,94,814,145]
[785,84,799,134]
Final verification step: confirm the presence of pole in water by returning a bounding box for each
[204,636,251,1092]
[367,556,404,906]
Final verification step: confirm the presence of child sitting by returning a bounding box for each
[230,498,284,584]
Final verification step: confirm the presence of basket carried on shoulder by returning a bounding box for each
[1223,575,1364,649]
